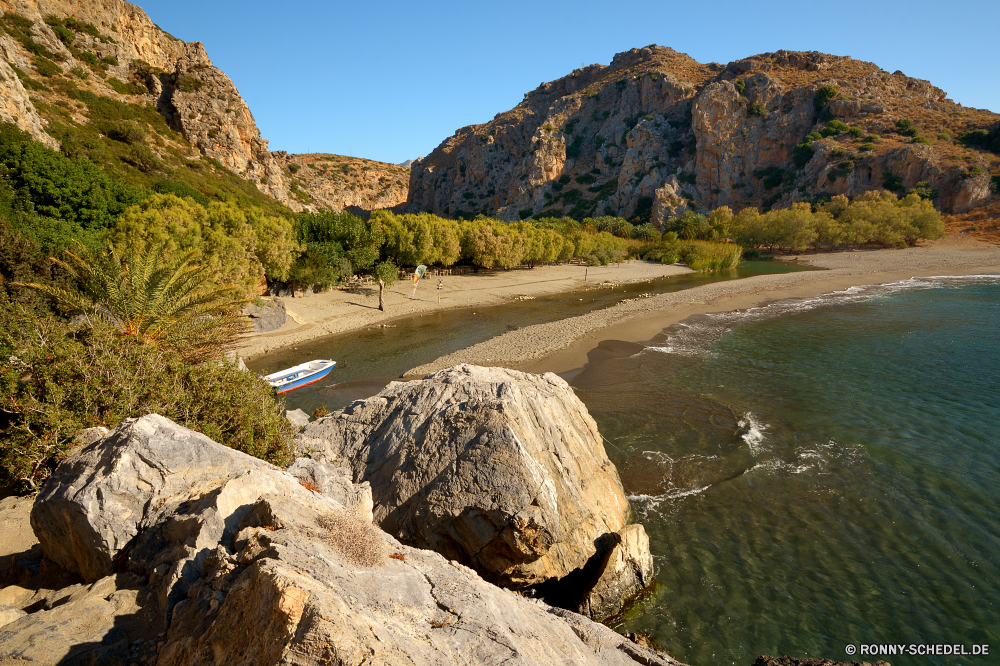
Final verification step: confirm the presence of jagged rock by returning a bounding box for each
[244,298,287,332]
[30,414,278,583]
[0,572,158,666]
[284,408,311,428]
[298,364,630,589]
[408,46,998,219]
[24,413,683,665]
[0,604,26,628]
[576,524,654,621]
[0,60,58,149]
[286,457,374,521]
[155,491,684,666]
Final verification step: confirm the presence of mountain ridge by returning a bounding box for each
[407,46,999,223]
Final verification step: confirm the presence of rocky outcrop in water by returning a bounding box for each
[3,413,685,666]
[408,46,999,220]
[298,364,636,595]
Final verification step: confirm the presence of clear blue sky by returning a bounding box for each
[136,0,999,164]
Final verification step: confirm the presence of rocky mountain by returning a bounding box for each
[272,151,409,213]
[407,46,1000,223]
[0,0,293,205]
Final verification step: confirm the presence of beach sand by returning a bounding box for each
[237,261,692,359]
[403,234,1000,378]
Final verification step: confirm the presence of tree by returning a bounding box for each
[15,241,250,362]
[373,260,398,312]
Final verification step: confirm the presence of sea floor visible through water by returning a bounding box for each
[571,275,999,666]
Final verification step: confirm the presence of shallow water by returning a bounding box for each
[249,261,813,415]
[571,276,1000,666]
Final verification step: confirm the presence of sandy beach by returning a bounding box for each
[237,261,692,359]
[402,234,1000,378]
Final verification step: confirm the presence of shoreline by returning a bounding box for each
[237,261,693,359]
[403,234,1000,378]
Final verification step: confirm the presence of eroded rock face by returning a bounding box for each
[408,46,999,219]
[19,413,683,665]
[0,0,291,204]
[298,364,630,588]
[577,524,654,621]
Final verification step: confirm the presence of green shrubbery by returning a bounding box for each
[0,297,293,490]
[959,127,1000,154]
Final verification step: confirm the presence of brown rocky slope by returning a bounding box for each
[407,46,1000,223]
[272,151,409,213]
[0,0,295,205]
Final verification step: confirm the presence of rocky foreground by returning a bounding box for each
[0,365,673,665]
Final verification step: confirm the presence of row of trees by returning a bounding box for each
[661,192,944,253]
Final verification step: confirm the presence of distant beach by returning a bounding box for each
[237,261,692,359]
[403,233,1000,377]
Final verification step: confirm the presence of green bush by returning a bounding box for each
[575,173,596,184]
[937,132,951,141]
[0,301,293,490]
[107,120,146,145]
[793,142,815,168]
[34,56,61,77]
[895,119,917,137]
[958,128,1000,154]
[911,136,932,145]
[121,143,159,172]
[151,179,209,204]
[735,79,745,95]
[518,208,534,220]
[748,102,768,118]
[814,85,838,110]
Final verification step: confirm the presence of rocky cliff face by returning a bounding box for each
[0,0,292,204]
[272,151,409,213]
[408,46,1000,221]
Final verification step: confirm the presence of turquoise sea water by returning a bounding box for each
[571,276,1000,666]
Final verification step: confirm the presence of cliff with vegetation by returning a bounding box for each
[273,151,409,213]
[0,0,293,204]
[407,46,1000,223]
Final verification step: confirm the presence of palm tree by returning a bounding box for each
[16,241,251,362]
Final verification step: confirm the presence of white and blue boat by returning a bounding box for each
[264,360,336,394]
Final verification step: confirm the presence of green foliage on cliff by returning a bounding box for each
[959,127,1000,154]
[0,296,293,490]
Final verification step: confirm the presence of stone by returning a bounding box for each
[25,413,684,665]
[30,413,278,583]
[0,604,26,628]
[576,524,654,621]
[244,297,287,333]
[754,657,892,666]
[407,46,989,218]
[298,364,630,588]
[0,60,58,149]
[286,457,374,521]
[0,495,38,580]
[284,408,310,428]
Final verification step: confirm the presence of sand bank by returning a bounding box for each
[237,262,692,359]
[403,235,1000,378]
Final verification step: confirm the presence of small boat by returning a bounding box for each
[264,360,336,394]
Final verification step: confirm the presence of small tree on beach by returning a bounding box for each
[373,260,398,312]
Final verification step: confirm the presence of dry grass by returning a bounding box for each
[299,480,320,492]
[317,507,387,567]
[944,203,1000,244]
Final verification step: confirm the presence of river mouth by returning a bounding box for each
[248,261,818,415]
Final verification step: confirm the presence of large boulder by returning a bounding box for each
[19,414,684,666]
[576,524,655,621]
[297,364,631,588]
[30,414,278,583]
[244,297,287,332]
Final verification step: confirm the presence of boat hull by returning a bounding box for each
[273,365,335,394]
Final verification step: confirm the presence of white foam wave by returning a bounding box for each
[627,485,711,517]
[640,274,1000,358]
[737,412,768,456]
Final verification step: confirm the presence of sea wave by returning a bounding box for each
[642,274,1000,358]
[627,485,711,518]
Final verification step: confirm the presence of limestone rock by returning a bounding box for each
[284,407,310,428]
[30,413,278,582]
[0,60,57,149]
[244,297,287,332]
[0,604,26,628]
[24,413,683,665]
[286,457,374,521]
[754,657,892,666]
[408,46,998,219]
[298,364,630,588]
[576,524,654,621]
[155,491,683,666]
